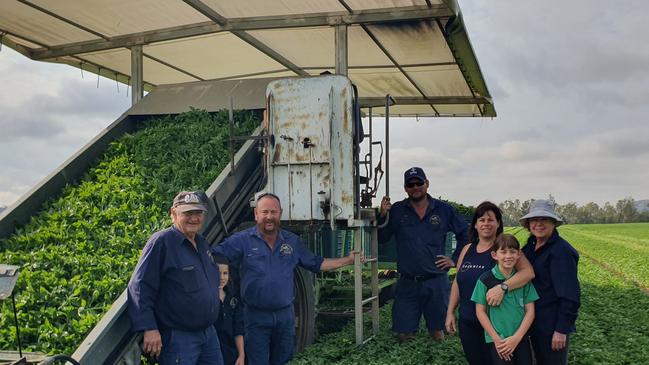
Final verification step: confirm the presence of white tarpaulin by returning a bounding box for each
[0,0,495,117]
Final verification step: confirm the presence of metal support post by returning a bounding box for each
[335,25,348,76]
[384,95,390,197]
[130,45,143,105]
[12,294,22,357]
[353,227,363,345]
[229,96,235,174]
[370,226,379,335]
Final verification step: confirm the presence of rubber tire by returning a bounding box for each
[293,267,316,352]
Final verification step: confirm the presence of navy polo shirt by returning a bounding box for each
[127,226,221,332]
[522,231,581,335]
[212,227,324,310]
[378,195,468,276]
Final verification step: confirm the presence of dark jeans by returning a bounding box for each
[245,305,295,365]
[489,336,533,365]
[392,275,449,333]
[530,333,569,365]
[459,318,492,365]
[159,326,223,365]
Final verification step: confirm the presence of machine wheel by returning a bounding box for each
[294,267,316,352]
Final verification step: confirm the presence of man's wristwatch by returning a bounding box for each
[499,282,509,293]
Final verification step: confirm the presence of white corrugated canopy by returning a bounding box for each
[0,0,495,117]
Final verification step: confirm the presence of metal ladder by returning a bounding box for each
[350,210,380,345]
[348,97,392,345]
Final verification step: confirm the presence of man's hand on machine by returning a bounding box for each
[346,250,365,265]
[380,196,392,217]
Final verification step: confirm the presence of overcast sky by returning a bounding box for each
[1,0,648,209]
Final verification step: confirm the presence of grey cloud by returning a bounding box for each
[0,114,65,141]
[465,0,649,111]
[4,79,130,118]
[1,79,129,142]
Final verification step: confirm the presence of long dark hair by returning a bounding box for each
[469,201,504,244]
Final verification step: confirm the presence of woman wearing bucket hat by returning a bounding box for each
[520,200,581,365]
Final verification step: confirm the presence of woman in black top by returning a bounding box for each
[446,202,535,365]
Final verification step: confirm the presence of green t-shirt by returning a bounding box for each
[471,265,539,343]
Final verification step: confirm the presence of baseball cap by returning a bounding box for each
[404,167,427,184]
[172,191,208,213]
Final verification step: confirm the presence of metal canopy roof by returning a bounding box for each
[0,0,495,117]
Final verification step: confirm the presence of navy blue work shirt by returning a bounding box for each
[216,287,244,365]
[212,226,324,310]
[127,226,221,332]
[378,195,468,276]
[522,230,581,335]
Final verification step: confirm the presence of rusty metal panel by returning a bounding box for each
[265,75,354,221]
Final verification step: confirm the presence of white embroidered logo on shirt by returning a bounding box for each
[280,243,293,255]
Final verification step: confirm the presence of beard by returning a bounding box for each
[259,219,280,234]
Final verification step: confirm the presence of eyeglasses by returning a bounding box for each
[529,217,554,224]
[405,181,425,188]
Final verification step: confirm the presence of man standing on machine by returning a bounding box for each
[379,167,469,342]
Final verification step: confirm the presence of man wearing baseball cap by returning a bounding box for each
[379,167,468,343]
[128,191,224,364]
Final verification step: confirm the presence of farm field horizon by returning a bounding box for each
[290,222,649,364]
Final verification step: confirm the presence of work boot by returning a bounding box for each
[397,333,416,343]
[430,330,444,342]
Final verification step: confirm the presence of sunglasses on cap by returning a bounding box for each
[405,180,425,188]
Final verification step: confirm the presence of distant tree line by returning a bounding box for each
[498,197,649,226]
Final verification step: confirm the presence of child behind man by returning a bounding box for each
[471,234,539,365]
[216,264,245,365]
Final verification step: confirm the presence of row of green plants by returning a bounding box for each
[0,109,259,355]
[291,224,649,364]
[290,302,464,365]
[559,223,649,289]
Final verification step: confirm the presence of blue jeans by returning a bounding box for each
[245,305,295,365]
[159,326,224,365]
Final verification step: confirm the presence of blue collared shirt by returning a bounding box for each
[378,195,468,276]
[127,226,221,332]
[522,230,581,335]
[212,227,324,310]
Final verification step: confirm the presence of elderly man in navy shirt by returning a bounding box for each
[128,191,223,365]
[379,167,468,343]
[212,193,359,365]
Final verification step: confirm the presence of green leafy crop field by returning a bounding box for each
[291,223,649,364]
[0,109,258,355]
